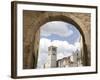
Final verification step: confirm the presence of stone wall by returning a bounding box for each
[23,10,91,69]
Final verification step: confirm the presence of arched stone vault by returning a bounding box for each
[23,11,91,69]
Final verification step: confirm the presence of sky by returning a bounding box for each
[37,21,80,68]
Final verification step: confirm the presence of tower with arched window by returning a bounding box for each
[44,46,57,68]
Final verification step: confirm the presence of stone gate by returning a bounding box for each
[23,10,91,69]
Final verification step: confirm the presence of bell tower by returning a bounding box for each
[45,46,57,68]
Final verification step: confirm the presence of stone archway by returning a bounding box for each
[23,11,91,69]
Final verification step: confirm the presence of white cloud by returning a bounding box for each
[74,42,80,51]
[40,21,73,37]
[37,38,80,68]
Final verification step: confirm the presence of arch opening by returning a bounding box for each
[36,21,85,68]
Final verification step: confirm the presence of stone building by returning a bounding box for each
[44,46,57,68]
[57,49,83,67]
[70,50,83,67]
[57,57,70,67]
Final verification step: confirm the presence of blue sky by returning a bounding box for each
[40,21,80,44]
